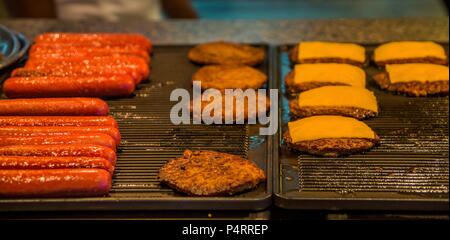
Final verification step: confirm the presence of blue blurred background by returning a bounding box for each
[191,0,448,19]
[0,0,448,20]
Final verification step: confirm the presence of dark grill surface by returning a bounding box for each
[275,44,449,211]
[0,45,271,211]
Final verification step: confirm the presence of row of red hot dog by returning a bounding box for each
[0,97,119,197]
[0,33,152,197]
[2,33,152,98]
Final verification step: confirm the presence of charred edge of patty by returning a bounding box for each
[191,65,268,91]
[285,70,351,93]
[289,99,378,120]
[158,150,266,196]
[374,57,449,67]
[288,45,365,67]
[188,43,265,66]
[373,72,449,97]
[283,130,379,157]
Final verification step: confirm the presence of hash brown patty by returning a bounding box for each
[188,41,265,66]
[373,72,449,97]
[158,150,266,196]
[289,45,365,67]
[283,131,379,157]
[192,65,267,91]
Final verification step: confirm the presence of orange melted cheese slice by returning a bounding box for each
[298,42,366,63]
[298,86,378,113]
[374,41,447,62]
[294,63,366,87]
[288,116,376,143]
[386,64,449,83]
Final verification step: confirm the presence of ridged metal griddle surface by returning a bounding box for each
[277,44,449,210]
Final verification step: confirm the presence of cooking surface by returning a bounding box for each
[0,45,272,211]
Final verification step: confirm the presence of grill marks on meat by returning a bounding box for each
[192,65,267,91]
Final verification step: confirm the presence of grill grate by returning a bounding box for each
[0,45,271,211]
[276,44,449,211]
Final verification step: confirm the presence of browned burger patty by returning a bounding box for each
[373,72,449,97]
[374,57,449,67]
[285,70,349,93]
[289,46,365,67]
[283,131,379,157]
[188,41,265,66]
[192,65,267,91]
[158,150,266,196]
[289,100,377,120]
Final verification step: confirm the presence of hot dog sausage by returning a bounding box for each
[0,144,117,165]
[26,54,147,68]
[35,32,151,49]
[0,98,109,116]
[29,44,150,61]
[24,55,149,83]
[30,52,150,63]
[0,133,116,150]
[0,169,111,197]
[27,55,151,72]
[0,116,118,128]
[30,42,148,52]
[0,156,114,174]
[0,126,121,144]
[3,75,135,98]
[23,64,146,84]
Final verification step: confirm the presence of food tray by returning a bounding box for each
[273,43,449,211]
[0,45,273,211]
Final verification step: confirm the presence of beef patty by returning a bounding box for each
[188,41,265,66]
[289,99,377,120]
[283,131,379,157]
[285,70,350,93]
[192,65,267,91]
[158,150,266,196]
[373,72,449,97]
